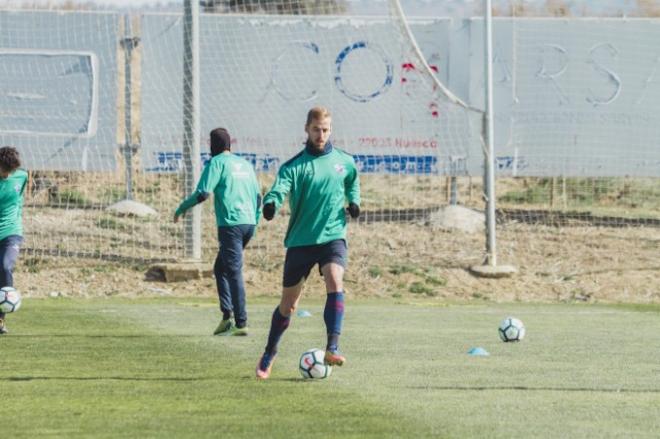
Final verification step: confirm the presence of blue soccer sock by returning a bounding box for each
[324,291,344,352]
[265,306,291,355]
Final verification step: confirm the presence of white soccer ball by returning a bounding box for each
[498,317,525,342]
[0,286,22,313]
[299,349,332,379]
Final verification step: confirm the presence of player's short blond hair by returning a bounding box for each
[305,106,331,127]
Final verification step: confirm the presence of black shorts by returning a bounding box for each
[282,239,347,287]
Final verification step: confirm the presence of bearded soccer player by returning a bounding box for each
[256,107,361,380]
[175,128,261,336]
[0,146,28,335]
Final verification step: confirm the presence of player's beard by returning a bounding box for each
[310,137,326,151]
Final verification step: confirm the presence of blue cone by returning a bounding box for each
[296,309,312,317]
[467,347,490,356]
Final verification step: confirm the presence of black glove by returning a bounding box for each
[263,202,276,221]
[347,202,360,219]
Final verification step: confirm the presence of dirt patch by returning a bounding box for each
[15,173,660,304]
[15,220,660,305]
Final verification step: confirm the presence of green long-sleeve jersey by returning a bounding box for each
[175,153,261,227]
[0,169,28,241]
[263,144,360,248]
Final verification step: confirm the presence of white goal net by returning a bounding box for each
[1,0,481,263]
[1,0,658,299]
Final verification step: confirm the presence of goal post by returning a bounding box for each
[1,1,657,301]
[182,0,201,260]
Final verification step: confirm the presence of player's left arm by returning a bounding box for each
[262,164,294,220]
[174,161,220,222]
[344,157,361,218]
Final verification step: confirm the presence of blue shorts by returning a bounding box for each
[282,239,347,287]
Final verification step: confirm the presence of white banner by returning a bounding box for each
[139,16,660,177]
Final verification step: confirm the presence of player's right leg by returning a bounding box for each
[256,283,304,379]
[257,247,315,379]
[213,241,233,335]
[0,235,21,289]
[0,235,22,335]
[255,351,276,380]
[213,316,232,335]
[222,224,255,335]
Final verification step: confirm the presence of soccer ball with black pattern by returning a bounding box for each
[498,317,525,342]
[0,286,21,313]
[299,349,332,379]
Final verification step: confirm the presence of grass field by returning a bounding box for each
[2,298,660,438]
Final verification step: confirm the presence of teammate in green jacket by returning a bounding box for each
[175,128,261,336]
[256,107,361,379]
[0,146,28,334]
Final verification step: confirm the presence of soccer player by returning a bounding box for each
[174,128,261,336]
[255,106,360,380]
[0,146,28,335]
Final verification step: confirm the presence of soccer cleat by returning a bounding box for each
[0,318,7,335]
[213,318,233,335]
[228,325,249,336]
[324,350,346,366]
[255,352,276,380]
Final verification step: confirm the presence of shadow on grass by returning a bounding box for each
[6,334,212,338]
[269,377,323,383]
[2,376,220,382]
[4,375,320,383]
[411,385,660,394]
[237,376,319,384]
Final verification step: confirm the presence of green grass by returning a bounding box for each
[497,177,660,218]
[408,281,435,296]
[96,217,130,232]
[50,189,90,207]
[2,299,660,438]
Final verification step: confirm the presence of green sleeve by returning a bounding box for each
[175,161,221,216]
[255,191,262,224]
[174,194,198,217]
[263,164,294,212]
[345,158,360,206]
[19,173,27,197]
